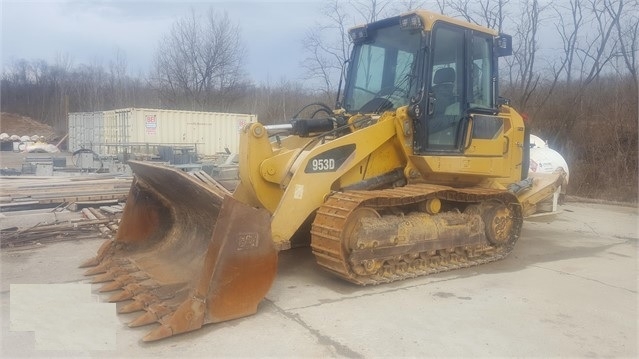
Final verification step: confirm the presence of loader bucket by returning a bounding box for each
[80,161,278,341]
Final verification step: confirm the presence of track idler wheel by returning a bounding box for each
[481,201,518,247]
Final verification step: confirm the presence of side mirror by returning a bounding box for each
[495,34,512,57]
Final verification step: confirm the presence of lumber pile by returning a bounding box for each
[0,174,131,248]
[0,169,224,248]
[0,174,132,212]
[1,204,125,249]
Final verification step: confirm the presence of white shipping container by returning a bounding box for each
[68,111,107,152]
[69,108,256,157]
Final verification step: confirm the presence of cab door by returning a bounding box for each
[422,24,466,152]
[416,23,505,157]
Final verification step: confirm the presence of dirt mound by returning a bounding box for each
[0,113,56,140]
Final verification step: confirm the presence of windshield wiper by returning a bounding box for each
[373,74,412,113]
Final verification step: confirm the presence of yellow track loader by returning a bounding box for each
[81,10,566,341]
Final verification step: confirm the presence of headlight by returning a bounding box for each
[348,26,368,43]
[400,14,422,30]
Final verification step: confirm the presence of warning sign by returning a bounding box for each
[145,115,157,135]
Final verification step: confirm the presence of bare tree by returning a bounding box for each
[301,0,351,101]
[435,0,448,14]
[480,0,509,31]
[447,0,474,22]
[576,0,622,85]
[552,0,583,85]
[150,9,246,110]
[505,0,545,111]
[446,0,509,30]
[301,0,400,100]
[613,0,638,85]
[393,0,428,13]
[351,0,392,22]
[108,48,128,108]
[527,0,584,121]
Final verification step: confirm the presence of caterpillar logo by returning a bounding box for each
[237,233,259,251]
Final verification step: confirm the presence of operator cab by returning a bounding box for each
[341,11,512,155]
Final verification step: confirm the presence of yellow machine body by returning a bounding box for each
[81,10,566,341]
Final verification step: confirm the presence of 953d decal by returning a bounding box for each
[305,144,356,173]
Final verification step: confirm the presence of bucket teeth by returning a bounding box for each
[118,285,189,313]
[129,311,160,328]
[119,300,146,314]
[108,282,157,302]
[140,295,208,342]
[108,283,143,302]
[99,272,149,292]
[92,273,116,284]
[108,290,135,303]
[79,256,100,268]
[84,266,106,277]
[83,259,113,276]
[79,239,117,269]
[118,293,159,314]
[84,258,131,276]
[99,281,125,293]
[91,266,135,284]
[128,303,173,328]
[143,324,174,342]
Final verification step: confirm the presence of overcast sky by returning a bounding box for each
[1,0,328,84]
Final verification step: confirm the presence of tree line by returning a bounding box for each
[1,0,637,201]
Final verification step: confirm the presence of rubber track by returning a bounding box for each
[310,184,522,285]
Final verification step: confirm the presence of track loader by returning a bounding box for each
[81,10,566,341]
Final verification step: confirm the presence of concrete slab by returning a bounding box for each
[1,202,637,357]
